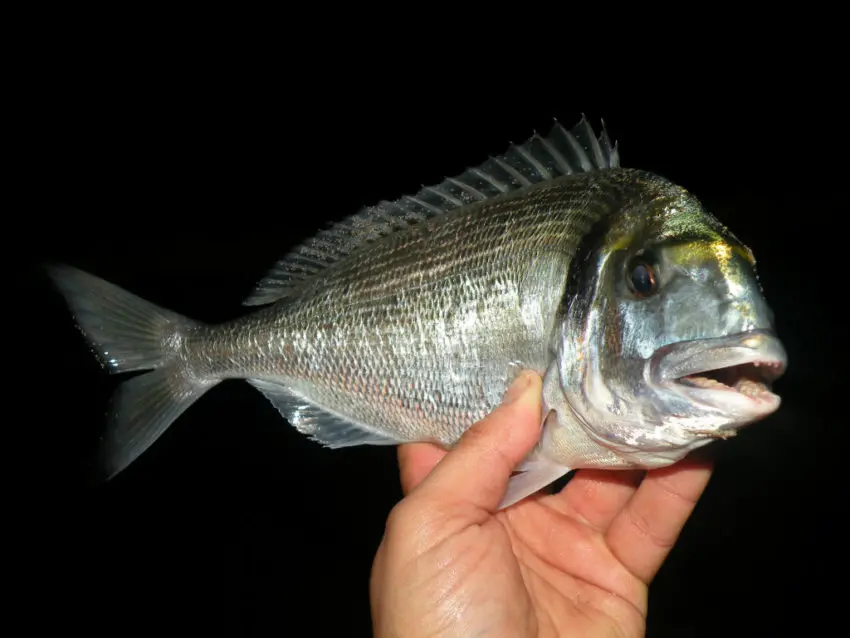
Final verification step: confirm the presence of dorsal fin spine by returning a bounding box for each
[405,195,441,214]
[469,167,509,192]
[492,155,533,187]
[516,141,551,180]
[447,176,487,199]
[425,185,463,207]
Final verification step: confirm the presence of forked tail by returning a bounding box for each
[47,265,218,478]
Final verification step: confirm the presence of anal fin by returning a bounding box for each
[248,379,403,448]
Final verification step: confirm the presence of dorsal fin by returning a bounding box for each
[243,115,620,306]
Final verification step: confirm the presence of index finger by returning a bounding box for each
[397,442,447,494]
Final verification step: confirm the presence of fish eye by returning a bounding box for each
[627,258,658,297]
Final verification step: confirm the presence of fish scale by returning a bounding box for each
[185,175,636,447]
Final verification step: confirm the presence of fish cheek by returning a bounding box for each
[616,296,665,363]
[658,275,732,344]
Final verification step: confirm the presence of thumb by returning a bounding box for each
[412,370,543,512]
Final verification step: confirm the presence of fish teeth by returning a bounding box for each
[734,377,770,398]
[681,374,772,399]
[682,375,729,389]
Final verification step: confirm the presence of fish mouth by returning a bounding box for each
[650,329,787,419]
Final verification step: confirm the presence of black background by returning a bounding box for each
[14,23,846,638]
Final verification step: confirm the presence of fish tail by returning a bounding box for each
[46,264,218,479]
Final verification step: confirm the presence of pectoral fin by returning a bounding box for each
[499,456,571,510]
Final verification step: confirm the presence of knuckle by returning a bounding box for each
[385,499,415,532]
[654,475,701,508]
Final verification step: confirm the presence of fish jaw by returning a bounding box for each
[648,329,787,435]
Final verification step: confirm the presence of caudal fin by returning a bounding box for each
[47,264,217,479]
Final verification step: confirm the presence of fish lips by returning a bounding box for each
[647,329,788,422]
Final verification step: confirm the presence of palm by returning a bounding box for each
[490,492,648,637]
[376,442,710,638]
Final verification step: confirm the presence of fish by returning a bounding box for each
[48,115,787,509]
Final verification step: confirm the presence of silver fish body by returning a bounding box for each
[49,117,787,507]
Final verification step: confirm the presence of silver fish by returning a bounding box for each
[49,116,787,508]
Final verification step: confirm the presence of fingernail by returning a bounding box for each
[502,371,532,405]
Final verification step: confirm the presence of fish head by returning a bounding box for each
[555,175,787,467]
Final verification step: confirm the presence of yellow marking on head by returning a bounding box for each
[711,241,732,263]
[608,232,634,253]
[670,240,753,267]
[718,240,756,267]
[709,241,745,296]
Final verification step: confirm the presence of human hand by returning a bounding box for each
[370,370,712,637]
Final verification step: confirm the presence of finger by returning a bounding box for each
[397,442,447,494]
[411,370,543,512]
[605,460,713,583]
[548,469,645,532]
